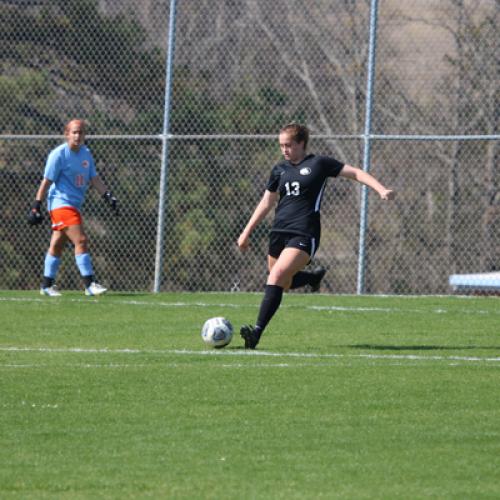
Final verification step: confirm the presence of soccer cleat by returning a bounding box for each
[40,285,62,297]
[85,282,107,296]
[240,324,260,349]
[309,267,326,292]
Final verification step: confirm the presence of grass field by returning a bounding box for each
[1,290,499,499]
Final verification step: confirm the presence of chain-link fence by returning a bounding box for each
[1,0,498,294]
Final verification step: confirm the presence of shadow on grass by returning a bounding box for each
[347,344,500,352]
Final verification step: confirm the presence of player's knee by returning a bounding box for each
[268,266,289,287]
[48,246,63,257]
[49,238,65,256]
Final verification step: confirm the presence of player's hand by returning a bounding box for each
[27,200,44,226]
[380,189,395,201]
[237,233,250,252]
[103,191,119,215]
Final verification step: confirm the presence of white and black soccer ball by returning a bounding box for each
[201,317,233,348]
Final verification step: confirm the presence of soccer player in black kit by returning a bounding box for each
[237,123,394,349]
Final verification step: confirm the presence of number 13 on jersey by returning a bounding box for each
[285,181,300,196]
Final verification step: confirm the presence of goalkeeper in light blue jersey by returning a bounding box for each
[44,140,97,213]
[28,119,119,297]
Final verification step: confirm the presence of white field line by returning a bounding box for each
[0,362,345,369]
[0,296,498,316]
[1,346,500,364]
[0,363,151,369]
[0,362,446,369]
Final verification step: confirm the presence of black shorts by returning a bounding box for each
[268,231,320,259]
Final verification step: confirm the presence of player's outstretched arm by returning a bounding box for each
[339,165,395,200]
[237,190,278,252]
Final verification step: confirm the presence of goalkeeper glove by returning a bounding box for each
[103,191,119,215]
[28,200,44,226]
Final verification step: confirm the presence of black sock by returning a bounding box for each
[82,275,94,287]
[255,284,284,336]
[290,271,313,289]
[42,276,54,288]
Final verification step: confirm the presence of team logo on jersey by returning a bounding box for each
[82,160,89,168]
[300,167,311,175]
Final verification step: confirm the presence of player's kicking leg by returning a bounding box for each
[241,247,310,349]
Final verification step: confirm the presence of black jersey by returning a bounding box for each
[266,154,344,237]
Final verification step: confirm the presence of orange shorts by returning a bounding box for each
[50,206,82,231]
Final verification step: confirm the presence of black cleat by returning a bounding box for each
[240,324,260,349]
[309,267,326,292]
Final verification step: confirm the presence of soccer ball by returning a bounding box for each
[201,317,233,348]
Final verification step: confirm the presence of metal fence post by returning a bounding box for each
[154,0,178,293]
[357,0,379,295]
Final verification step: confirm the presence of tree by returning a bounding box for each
[413,0,499,274]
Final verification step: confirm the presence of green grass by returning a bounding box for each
[1,291,499,499]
